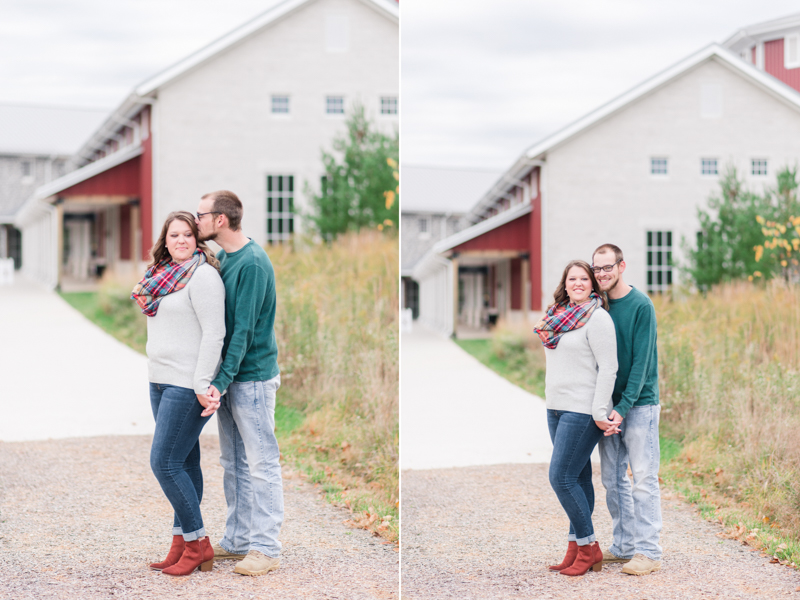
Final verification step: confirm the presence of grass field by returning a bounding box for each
[60,231,399,541]
[456,285,800,566]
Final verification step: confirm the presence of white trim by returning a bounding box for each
[523,44,800,164]
[786,33,800,69]
[723,13,800,50]
[135,0,398,97]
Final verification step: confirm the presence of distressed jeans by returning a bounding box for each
[149,383,211,541]
[547,409,605,546]
[217,375,283,557]
[599,404,663,560]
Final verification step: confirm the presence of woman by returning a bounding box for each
[533,260,618,577]
[131,211,225,576]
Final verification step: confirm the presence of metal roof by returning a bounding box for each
[0,104,109,156]
[401,165,504,214]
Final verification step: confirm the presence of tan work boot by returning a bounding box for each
[234,550,280,576]
[621,553,661,575]
[212,541,247,561]
[602,549,631,564]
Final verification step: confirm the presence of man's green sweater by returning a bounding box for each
[211,240,280,393]
[607,286,658,418]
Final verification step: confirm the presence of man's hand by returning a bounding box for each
[197,385,221,417]
[603,410,623,436]
[595,418,619,434]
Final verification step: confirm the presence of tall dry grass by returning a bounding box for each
[656,281,800,535]
[270,231,399,508]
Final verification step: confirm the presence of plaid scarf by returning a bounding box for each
[131,249,206,317]
[534,292,602,349]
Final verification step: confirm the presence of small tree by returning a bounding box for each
[686,166,775,288]
[306,104,399,239]
[754,166,800,281]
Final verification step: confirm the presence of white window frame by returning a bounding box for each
[326,95,345,116]
[650,157,668,177]
[751,158,768,177]
[646,230,673,294]
[418,216,431,239]
[325,14,349,53]
[266,174,295,245]
[271,95,290,115]
[700,158,718,176]
[786,34,800,69]
[380,96,398,115]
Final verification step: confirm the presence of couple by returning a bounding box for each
[131,191,282,577]
[534,244,661,577]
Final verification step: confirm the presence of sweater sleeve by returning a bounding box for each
[615,301,657,419]
[212,263,267,393]
[587,309,618,421]
[188,265,226,394]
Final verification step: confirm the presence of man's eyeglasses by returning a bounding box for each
[590,259,622,274]
[196,211,221,220]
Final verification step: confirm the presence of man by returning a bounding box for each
[591,243,662,576]
[195,190,283,576]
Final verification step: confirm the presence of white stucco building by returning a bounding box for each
[17,0,398,289]
[412,13,800,337]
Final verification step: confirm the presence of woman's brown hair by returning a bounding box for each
[148,211,220,272]
[548,259,608,311]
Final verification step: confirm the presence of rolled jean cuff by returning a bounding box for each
[179,526,206,542]
[575,533,596,546]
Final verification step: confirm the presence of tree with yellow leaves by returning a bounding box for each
[306,104,399,239]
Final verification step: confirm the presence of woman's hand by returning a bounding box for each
[197,385,221,417]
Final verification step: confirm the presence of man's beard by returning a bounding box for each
[198,230,217,243]
[601,276,619,293]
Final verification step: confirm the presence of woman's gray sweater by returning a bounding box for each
[543,307,618,421]
[146,263,226,394]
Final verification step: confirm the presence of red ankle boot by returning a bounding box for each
[150,535,185,570]
[559,542,603,576]
[548,541,578,571]
[162,536,214,576]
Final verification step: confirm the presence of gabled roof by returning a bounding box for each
[136,0,398,98]
[524,43,800,163]
[723,12,800,50]
[75,0,398,165]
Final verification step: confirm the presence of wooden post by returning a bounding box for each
[452,253,459,338]
[521,253,530,321]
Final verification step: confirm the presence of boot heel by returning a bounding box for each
[592,562,602,572]
[199,559,214,572]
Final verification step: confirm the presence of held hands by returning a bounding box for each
[197,384,222,417]
[596,409,623,437]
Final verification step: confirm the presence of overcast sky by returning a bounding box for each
[0,0,283,110]
[401,0,800,170]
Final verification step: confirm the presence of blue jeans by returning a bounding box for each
[149,383,212,541]
[547,409,604,546]
[217,375,283,557]
[599,404,663,560]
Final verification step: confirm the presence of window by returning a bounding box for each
[786,34,800,69]
[325,15,349,53]
[326,96,345,115]
[271,95,290,114]
[646,231,672,294]
[380,96,398,115]
[21,160,32,178]
[701,83,723,118]
[266,175,294,245]
[650,157,668,176]
[418,217,431,238]
[701,158,718,176]
[752,159,768,176]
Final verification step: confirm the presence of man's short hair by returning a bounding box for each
[202,190,243,231]
[593,243,624,263]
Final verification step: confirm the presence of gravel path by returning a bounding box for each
[0,436,398,600]
[401,464,800,599]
